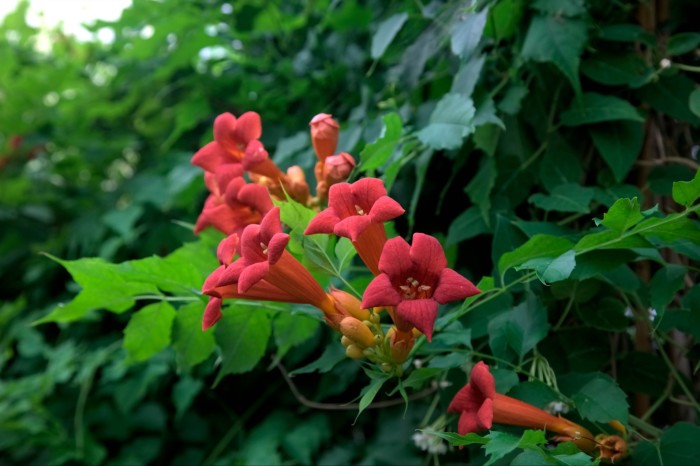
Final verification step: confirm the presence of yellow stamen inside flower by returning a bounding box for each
[355,204,365,215]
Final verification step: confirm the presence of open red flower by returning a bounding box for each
[305,178,404,274]
[361,233,480,340]
[214,111,262,159]
[448,362,596,452]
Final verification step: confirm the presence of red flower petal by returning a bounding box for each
[213,113,240,154]
[458,410,481,436]
[234,111,262,145]
[218,260,245,286]
[237,183,273,214]
[266,233,290,265]
[433,268,481,304]
[447,384,471,413]
[351,177,387,208]
[238,261,269,292]
[368,195,405,223]
[476,397,494,430]
[240,224,264,260]
[377,236,413,279]
[192,141,228,172]
[471,361,496,399]
[202,297,223,330]
[334,215,373,242]
[260,207,283,244]
[362,273,401,309]
[242,140,269,171]
[396,298,439,341]
[327,182,356,218]
[305,208,340,235]
[202,265,226,296]
[409,233,447,285]
[216,234,240,265]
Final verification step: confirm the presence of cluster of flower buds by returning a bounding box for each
[448,362,628,462]
[191,110,481,372]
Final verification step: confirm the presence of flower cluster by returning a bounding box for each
[191,110,481,370]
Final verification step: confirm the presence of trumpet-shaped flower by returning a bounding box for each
[361,233,480,340]
[305,178,404,274]
[448,362,596,452]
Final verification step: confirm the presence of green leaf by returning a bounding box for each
[334,237,357,272]
[517,429,548,449]
[172,376,203,419]
[580,53,652,88]
[529,183,594,214]
[577,297,629,331]
[574,229,652,252]
[37,255,160,323]
[272,311,319,360]
[483,0,524,41]
[563,373,629,424]
[600,197,644,233]
[446,206,489,246]
[667,32,700,56]
[672,168,700,206]
[521,14,587,93]
[356,375,389,421]
[371,12,409,60]
[360,112,402,171]
[282,415,330,465]
[598,23,655,45]
[637,74,700,126]
[417,93,476,150]
[517,249,576,284]
[499,234,574,275]
[589,121,644,182]
[532,0,585,16]
[289,343,345,375]
[172,301,216,370]
[451,53,485,98]
[498,81,529,115]
[483,431,521,466]
[465,156,496,225]
[561,93,643,126]
[400,367,442,390]
[690,88,700,118]
[488,296,549,361]
[123,302,176,362]
[634,423,700,465]
[650,264,687,313]
[450,8,488,58]
[539,135,583,192]
[423,431,488,447]
[617,352,669,397]
[214,304,271,383]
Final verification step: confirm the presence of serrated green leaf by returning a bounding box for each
[529,183,594,213]
[521,14,587,93]
[650,264,687,313]
[451,53,485,98]
[450,8,488,58]
[517,429,548,449]
[371,12,409,59]
[566,374,629,424]
[123,302,177,362]
[561,93,643,125]
[499,234,574,275]
[672,168,700,206]
[483,431,521,466]
[417,93,475,150]
[214,305,271,383]
[489,296,549,361]
[600,198,644,233]
[172,301,217,369]
[37,255,161,323]
[359,112,402,171]
[589,121,644,182]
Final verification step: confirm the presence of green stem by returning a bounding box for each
[673,63,700,73]
[133,295,199,302]
[629,415,664,438]
[655,337,700,414]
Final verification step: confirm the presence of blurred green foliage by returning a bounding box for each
[2,0,700,464]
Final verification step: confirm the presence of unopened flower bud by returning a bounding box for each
[329,288,371,321]
[340,316,376,348]
[323,152,355,187]
[345,344,364,359]
[341,335,353,347]
[284,165,310,203]
[310,113,339,161]
[369,313,380,324]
